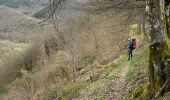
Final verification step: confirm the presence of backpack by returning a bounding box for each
[132,39,136,49]
[128,41,133,49]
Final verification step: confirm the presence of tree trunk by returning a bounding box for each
[148,0,165,97]
[148,0,170,97]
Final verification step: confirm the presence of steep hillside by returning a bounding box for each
[0,5,61,87]
[0,0,136,100]
[0,6,41,42]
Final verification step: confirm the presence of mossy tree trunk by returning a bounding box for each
[148,0,170,97]
[162,0,170,92]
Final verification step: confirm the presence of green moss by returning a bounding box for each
[97,96,103,100]
[164,38,170,57]
[0,86,8,95]
[131,84,150,100]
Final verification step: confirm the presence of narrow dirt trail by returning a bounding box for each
[104,63,129,100]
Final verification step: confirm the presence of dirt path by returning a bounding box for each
[104,64,129,100]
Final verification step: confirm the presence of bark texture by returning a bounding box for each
[148,0,170,97]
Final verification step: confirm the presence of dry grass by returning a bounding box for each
[0,42,43,85]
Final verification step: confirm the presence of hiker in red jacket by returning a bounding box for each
[128,38,133,60]
[128,38,136,60]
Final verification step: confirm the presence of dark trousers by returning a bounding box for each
[128,48,133,60]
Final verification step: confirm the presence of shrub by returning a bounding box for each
[0,42,42,85]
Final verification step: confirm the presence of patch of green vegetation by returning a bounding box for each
[130,24,138,29]
[45,91,59,100]
[86,79,111,97]
[45,82,89,100]
[104,52,127,79]
[0,86,8,95]
[62,83,88,99]
[104,63,115,75]
[97,96,103,100]
[14,47,23,52]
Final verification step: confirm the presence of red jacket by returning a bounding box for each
[133,41,136,48]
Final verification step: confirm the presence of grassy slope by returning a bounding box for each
[41,40,148,100]
[43,37,150,100]
[44,51,128,100]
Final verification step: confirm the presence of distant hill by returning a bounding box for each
[0,0,32,8]
[0,6,41,43]
[0,0,48,16]
[0,0,48,8]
